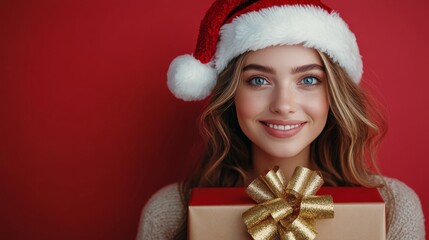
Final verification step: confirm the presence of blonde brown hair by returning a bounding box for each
[173,50,387,239]
[313,52,387,186]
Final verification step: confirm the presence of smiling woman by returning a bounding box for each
[137,0,425,239]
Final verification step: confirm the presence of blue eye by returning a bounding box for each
[300,76,319,85]
[248,77,269,86]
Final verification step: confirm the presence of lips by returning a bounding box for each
[260,120,306,138]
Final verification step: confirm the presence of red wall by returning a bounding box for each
[0,0,427,239]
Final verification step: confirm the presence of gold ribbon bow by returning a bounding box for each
[242,166,334,240]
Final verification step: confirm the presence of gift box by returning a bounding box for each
[188,187,385,240]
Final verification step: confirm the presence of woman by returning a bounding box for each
[137,0,425,239]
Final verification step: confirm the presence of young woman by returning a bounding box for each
[137,0,425,239]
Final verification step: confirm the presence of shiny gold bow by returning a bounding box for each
[242,166,334,240]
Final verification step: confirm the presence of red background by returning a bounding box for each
[0,0,427,239]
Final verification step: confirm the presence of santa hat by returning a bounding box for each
[167,0,362,101]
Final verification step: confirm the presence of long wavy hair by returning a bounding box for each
[173,50,388,239]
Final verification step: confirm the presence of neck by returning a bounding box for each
[248,144,317,185]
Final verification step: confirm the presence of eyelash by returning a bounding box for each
[298,75,322,87]
[246,76,270,87]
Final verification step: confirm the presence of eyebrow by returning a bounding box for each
[291,64,325,74]
[242,64,275,74]
[242,63,325,74]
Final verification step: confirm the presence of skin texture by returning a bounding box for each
[234,45,329,181]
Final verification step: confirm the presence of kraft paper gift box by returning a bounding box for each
[188,187,385,240]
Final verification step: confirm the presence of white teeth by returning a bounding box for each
[267,123,300,131]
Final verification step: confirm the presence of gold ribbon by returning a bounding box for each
[242,166,334,240]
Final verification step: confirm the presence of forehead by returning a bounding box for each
[243,45,323,68]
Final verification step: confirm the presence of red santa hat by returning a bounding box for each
[167,0,363,101]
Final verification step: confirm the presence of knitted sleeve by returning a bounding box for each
[135,183,184,240]
[379,177,425,240]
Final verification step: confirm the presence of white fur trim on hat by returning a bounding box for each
[215,5,363,83]
[167,55,217,101]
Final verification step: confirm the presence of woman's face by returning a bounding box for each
[235,45,329,161]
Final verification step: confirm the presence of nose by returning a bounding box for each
[269,84,297,114]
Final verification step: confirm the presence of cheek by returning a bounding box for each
[235,89,267,134]
[234,89,267,121]
[303,92,329,122]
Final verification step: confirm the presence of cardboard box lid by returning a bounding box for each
[189,187,384,206]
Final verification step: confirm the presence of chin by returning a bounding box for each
[266,150,305,160]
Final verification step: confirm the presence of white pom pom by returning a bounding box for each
[167,55,217,101]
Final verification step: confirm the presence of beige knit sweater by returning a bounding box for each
[136,177,425,240]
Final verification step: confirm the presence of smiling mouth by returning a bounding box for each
[261,122,305,131]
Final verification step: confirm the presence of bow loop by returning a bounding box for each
[286,167,324,197]
[246,178,276,203]
[242,166,334,240]
[263,167,287,198]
